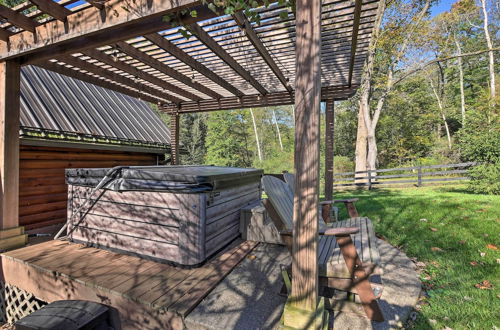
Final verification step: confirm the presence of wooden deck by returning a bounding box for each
[0,239,257,329]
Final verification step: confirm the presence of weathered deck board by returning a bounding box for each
[1,239,257,330]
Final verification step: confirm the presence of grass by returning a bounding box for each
[333,185,499,329]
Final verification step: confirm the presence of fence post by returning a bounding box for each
[417,166,422,187]
[367,169,372,190]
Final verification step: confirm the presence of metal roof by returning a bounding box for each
[19,65,171,146]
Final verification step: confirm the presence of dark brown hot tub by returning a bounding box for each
[65,166,262,266]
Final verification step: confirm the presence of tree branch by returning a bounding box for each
[393,47,500,86]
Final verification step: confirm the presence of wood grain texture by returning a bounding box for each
[291,0,322,311]
[0,60,21,230]
[324,100,335,201]
[18,145,157,228]
[170,113,180,165]
[0,239,257,328]
[145,33,243,97]
[69,180,260,266]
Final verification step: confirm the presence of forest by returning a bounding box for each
[159,0,499,194]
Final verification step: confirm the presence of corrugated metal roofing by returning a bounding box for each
[20,65,171,145]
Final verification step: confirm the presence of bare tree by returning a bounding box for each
[454,34,467,125]
[357,0,432,175]
[249,108,263,161]
[428,65,452,150]
[271,109,284,151]
[479,0,496,102]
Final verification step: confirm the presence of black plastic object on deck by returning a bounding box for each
[65,165,264,193]
[14,300,110,330]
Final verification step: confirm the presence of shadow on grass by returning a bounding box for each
[331,186,499,329]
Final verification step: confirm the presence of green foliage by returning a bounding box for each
[205,110,252,167]
[468,163,500,195]
[333,156,354,174]
[457,98,500,194]
[180,113,207,165]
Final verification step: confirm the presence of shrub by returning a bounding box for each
[468,163,500,195]
[334,156,354,174]
[457,106,499,195]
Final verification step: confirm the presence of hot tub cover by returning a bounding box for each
[66,165,263,193]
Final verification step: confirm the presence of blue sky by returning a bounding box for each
[430,0,456,17]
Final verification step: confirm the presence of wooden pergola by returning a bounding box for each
[0,0,379,327]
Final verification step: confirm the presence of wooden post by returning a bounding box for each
[0,60,27,250]
[417,166,422,187]
[367,169,372,190]
[324,99,335,200]
[285,0,324,327]
[170,113,180,165]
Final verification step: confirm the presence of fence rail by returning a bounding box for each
[333,162,477,189]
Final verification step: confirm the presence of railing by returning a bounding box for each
[333,162,478,189]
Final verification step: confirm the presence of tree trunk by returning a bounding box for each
[454,36,466,126]
[249,108,263,161]
[272,109,284,151]
[429,78,452,150]
[366,129,377,176]
[354,0,385,182]
[355,105,368,182]
[480,0,496,102]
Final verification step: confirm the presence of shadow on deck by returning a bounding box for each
[0,239,257,330]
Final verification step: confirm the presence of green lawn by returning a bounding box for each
[333,185,499,329]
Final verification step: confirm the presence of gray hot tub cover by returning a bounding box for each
[66,165,263,193]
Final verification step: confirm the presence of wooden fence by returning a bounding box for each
[333,162,477,189]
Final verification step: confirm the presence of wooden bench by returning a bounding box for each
[262,175,384,321]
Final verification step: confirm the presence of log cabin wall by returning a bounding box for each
[20,144,164,230]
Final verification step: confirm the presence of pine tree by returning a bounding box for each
[180,113,207,164]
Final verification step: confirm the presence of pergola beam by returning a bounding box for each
[170,113,180,165]
[0,59,28,250]
[81,48,201,101]
[115,41,223,99]
[348,0,363,86]
[0,0,202,63]
[0,28,12,42]
[0,4,37,33]
[36,61,163,104]
[189,22,268,96]
[160,86,356,113]
[29,0,71,22]
[145,33,244,97]
[233,11,291,92]
[87,0,105,10]
[57,55,180,104]
[324,99,335,200]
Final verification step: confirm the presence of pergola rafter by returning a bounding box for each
[0,4,37,33]
[29,0,72,22]
[144,33,244,97]
[115,41,223,99]
[56,54,181,104]
[232,11,292,92]
[35,61,165,104]
[188,22,269,96]
[79,48,201,102]
[0,0,378,113]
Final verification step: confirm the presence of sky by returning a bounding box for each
[430,0,456,17]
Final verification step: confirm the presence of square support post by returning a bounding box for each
[0,59,27,250]
[286,0,322,326]
[324,100,335,201]
[170,113,180,165]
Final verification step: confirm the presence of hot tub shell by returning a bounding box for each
[66,166,262,266]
